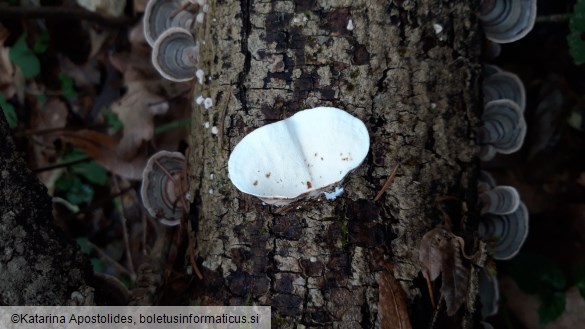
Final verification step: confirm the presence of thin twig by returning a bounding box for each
[87,241,134,278]
[422,271,436,311]
[218,88,233,147]
[188,238,204,280]
[142,213,149,256]
[113,177,136,278]
[535,14,570,24]
[153,158,189,212]
[16,126,70,137]
[32,156,91,173]
[373,163,400,202]
[0,6,137,28]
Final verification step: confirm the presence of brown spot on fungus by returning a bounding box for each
[306,181,312,189]
[265,172,271,178]
[253,180,258,186]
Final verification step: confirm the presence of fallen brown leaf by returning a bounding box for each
[60,129,147,180]
[31,98,69,189]
[419,227,470,316]
[0,23,15,98]
[111,81,169,159]
[378,263,412,329]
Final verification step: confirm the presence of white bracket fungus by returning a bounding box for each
[228,107,370,206]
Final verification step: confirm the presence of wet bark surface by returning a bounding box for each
[0,115,93,305]
[189,0,482,328]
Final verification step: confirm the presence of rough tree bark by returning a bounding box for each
[189,0,482,328]
[0,114,93,305]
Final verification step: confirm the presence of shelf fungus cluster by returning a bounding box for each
[476,171,529,323]
[480,0,537,44]
[478,171,529,260]
[144,0,203,82]
[228,107,370,206]
[478,65,527,161]
[478,267,500,320]
[141,151,188,226]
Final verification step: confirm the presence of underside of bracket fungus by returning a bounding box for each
[480,0,537,43]
[144,0,195,46]
[479,202,529,260]
[479,66,526,161]
[152,27,199,82]
[141,150,187,226]
[479,185,521,215]
[478,99,526,160]
[478,171,529,260]
[478,268,500,319]
[483,65,526,110]
[228,107,370,206]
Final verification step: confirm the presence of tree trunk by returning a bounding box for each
[189,0,482,328]
[0,114,93,305]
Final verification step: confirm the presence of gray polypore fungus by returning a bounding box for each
[477,99,526,160]
[477,171,529,260]
[480,0,537,44]
[479,203,529,260]
[479,185,521,215]
[141,151,187,226]
[483,65,526,110]
[151,27,200,82]
[143,0,195,46]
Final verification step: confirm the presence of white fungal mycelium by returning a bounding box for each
[228,106,370,206]
[196,69,205,84]
[347,19,354,31]
[204,97,213,109]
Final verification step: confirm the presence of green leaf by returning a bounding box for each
[574,262,585,298]
[62,148,87,161]
[538,291,566,325]
[55,173,76,190]
[76,238,92,254]
[91,258,104,273]
[9,33,40,78]
[0,95,17,128]
[58,73,77,99]
[33,31,49,54]
[102,109,123,133]
[569,0,585,64]
[36,93,47,106]
[154,119,191,135]
[72,162,108,186]
[55,174,94,205]
[507,253,566,294]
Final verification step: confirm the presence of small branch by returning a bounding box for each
[0,6,137,28]
[87,240,134,278]
[32,156,91,173]
[218,88,233,147]
[535,14,570,24]
[374,164,400,202]
[113,177,136,279]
